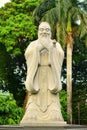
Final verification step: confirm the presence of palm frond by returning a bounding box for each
[33,0,55,22]
[33,0,87,46]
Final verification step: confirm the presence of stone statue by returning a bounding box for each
[21,22,65,124]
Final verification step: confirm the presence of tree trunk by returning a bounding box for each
[66,32,73,124]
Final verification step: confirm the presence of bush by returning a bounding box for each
[59,90,69,121]
[0,92,24,125]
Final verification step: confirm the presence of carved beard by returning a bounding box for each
[38,34,51,49]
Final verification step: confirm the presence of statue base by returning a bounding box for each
[0,123,87,130]
[20,121,67,126]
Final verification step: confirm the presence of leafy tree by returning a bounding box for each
[0,0,43,106]
[0,92,24,124]
[0,4,37,54]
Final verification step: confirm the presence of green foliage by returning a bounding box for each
[0,0,43,106]
[0,44,10,82]
[0,0,45,55]
[66,13,72,32]
[72,38,87,124]
[59,90,69,121]
[0,12,37,54]
[33,0,87,45]
[0,0,87,125]
[0,92,24,125]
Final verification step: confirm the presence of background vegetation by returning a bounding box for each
[0,0,87,125]
[0,92,24,124]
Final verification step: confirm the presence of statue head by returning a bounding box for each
[38,22,51,39]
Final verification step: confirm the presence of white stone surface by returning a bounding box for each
[21,22,65,124]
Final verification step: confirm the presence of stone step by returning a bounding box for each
[0,124,87,130]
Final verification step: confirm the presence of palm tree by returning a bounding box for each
[33,0,87,124]
[66,13,74,124]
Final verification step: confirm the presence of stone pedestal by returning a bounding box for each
[0,123,87,130]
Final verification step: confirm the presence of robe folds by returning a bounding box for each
[25,39,64,93]
[21,39,64,121]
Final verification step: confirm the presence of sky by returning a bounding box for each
[0,0,10,7]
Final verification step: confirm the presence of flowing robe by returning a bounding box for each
[21,39,64,122]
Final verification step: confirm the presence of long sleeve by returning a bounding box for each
[49,42,64,93]
[24,41,40,93]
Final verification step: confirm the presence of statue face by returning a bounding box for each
[38,22,51,39]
